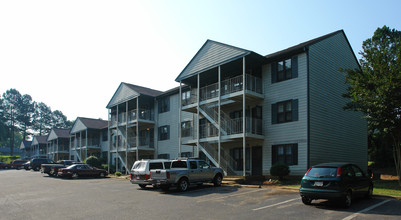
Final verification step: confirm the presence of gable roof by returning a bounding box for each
[106,82,163,108]
[20,140,32,149]
[32,136,48,145]
[264,30,358,62]
[70,117,108,134]
[47,128,71,141]
[175,40,253,82]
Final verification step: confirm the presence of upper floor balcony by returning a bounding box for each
[110,108,155,127]
[181,74,263,111]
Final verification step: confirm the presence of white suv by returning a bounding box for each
[130,159,171,189]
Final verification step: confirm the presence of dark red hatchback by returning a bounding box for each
[299,162,373,208]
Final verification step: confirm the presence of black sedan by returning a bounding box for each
[58,164,108,179]
[299,162,373,208]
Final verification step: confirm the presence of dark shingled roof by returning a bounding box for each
[123,82,164,97]
[34,136,49,144]
[78,117,108,130]
[53,128,71,138]
[21,140,32,149]
[265,30,344,61]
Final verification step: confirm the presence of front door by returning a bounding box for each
[252,146,262,176]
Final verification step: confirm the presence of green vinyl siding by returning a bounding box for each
[308,32,367,171]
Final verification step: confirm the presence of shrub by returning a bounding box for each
[115,171,122,177]
[85,156,102,168]
[270,162,290,180]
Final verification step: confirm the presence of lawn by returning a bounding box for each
[274,178,401,198]
[373,180,401,197]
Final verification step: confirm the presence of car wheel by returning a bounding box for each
[343,190,352,208]
[34,166,40,171]
[213,174,222,187]
[99,172,106,178]
[138,184,147,189]
[177,178,189,192]
[72,172,79,179]
[365,185,373,199]
[152,184,160,189]
[302,196,312,205]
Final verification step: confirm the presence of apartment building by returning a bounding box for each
[47,128,71,161]
[31,136,48,159]
[19,140,32,159]
[107,30,367,176]
[69,117,108,162]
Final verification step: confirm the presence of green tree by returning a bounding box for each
[0,98,9,146]
[16,94,35,140]
[343,26,401,184]
[32,102,53,135]
[51,110,72,129]
[2,89,22,155]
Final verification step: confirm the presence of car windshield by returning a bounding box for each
[307,167,338,178]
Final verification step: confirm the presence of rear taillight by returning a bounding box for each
[304,167,312,176]
[337,167,343,177]
[130,174,133,179]
[166,171,170,179]
[144,172,150,180]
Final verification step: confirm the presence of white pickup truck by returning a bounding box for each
[150,159,224,191]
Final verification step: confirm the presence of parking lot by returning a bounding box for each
[1,169,401,220]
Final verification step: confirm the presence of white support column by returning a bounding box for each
[218,66,221,167]
[136,97,139,161]
[56,138,59,161]
[125,101,128,174]
[116,105,119,171]
[79,131,82,162]
[197,74,200,157]
[179,82,182,157]
[243,56,246,177]
[107,108,111,173]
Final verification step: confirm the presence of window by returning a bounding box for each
[171,161,187,168]
[198,161,210,169]
[149,162,164,170]
[272,99,298,124]
[181,121,192,137]
[182,90,191,105]
[189,161,197,169]
[158,125,170,141]
[271,56,298,83]
[272,144,298,165]
[158,97,170,113]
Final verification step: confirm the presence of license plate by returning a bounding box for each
[136,176,140,180]
[314,181,323,187]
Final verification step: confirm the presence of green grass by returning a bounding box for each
[275,178,401,197]
[373,180,401,197]
[0,155,20,163]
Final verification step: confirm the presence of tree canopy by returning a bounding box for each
[344,25,401,184]
[0,88,73,154]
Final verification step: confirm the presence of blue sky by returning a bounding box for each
[0,0,400,121]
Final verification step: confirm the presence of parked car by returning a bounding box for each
[150,158,224,191]
[10,160,28,169]
[299,162,373,208]
[29,158,56,171]
[130,159,171,189]
[23,161,31,170]
[58,164,108,178]
[0,162,10,169]
[41,160,76,176]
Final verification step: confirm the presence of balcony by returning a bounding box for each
[182,74,263,107]
[199,117,263,139]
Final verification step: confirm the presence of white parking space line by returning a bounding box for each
[342,199,390,220]
[197,188,269,203]
[252,198,299,211]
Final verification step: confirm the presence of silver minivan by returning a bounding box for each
[130,159,171,189]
